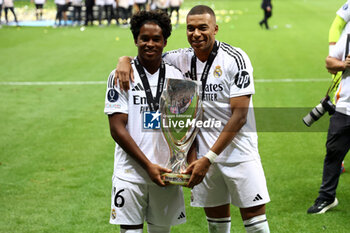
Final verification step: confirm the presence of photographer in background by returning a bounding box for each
[307,32,350,214]
[329,0,350,173]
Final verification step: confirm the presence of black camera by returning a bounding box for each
[303,96,336,127]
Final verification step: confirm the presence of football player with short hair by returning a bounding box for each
[114,5,271,233]
[104,10,191,233]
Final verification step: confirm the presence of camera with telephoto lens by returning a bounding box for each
[303,96,336,127]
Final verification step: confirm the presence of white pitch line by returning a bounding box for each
[0,78,331,86]
[255,78,330,83]
[0,81,105,85]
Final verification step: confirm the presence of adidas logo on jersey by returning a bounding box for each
[132,83,144,91]
[253,194,263,202]
[177,212,185,219]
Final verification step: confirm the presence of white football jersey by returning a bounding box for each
[34,0,45,4]
[117,0,128,8]
[135,0,147,3]
[3,0,14,7]
[105,0,114,5]
[155,0,169,9]
[170,0,182,7]
[95,0,105,6]
[104,60,184,184]
[329,31,350,116]
[71,0,82,6]
[54,0,65,5]
[163,41,260,163]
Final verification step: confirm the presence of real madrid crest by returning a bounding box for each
[213,65,222,78]
[111,208,116,219]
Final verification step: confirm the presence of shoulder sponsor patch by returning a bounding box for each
[234,70,250,88]
[107,89,119,102]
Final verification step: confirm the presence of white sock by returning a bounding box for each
[207,216,231,233]
[147,224,170,233]
[243,214,270,233]
[120,227,143,233]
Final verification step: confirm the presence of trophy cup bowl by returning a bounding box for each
[160,78,202,185]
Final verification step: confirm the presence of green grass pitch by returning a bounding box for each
[1,0,350,232]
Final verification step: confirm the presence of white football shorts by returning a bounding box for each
[109,176,186,226]
[191,159,270,208]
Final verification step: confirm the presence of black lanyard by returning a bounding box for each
[134,58,165,112]
[190,41,219,99]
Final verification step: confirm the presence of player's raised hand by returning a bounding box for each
[114,56,134,91]
[146,163,172,187]
[183,157,211,188]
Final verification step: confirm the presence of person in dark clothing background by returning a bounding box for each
[85,0,94,26]
[259,0,272,30]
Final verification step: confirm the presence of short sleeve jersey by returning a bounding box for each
[329,31,350,116]
[163,41,260,163]
[104,60,184,184]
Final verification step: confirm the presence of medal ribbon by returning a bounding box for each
[134,58,166,112]
[190,41,219,99]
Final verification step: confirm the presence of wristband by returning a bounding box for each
[204,150,218,164]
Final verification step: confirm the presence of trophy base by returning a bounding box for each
[162,173,190,186]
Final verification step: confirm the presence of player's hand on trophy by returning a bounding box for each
[146,163,172,187]
[183,157,211,188]
[114,56,134,91]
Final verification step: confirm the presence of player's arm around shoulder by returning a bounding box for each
[163,48,193,74]
[114,56,134,91]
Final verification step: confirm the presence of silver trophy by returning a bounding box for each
[160,78,202,185]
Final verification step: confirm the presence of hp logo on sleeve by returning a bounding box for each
[235,70,250,88]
